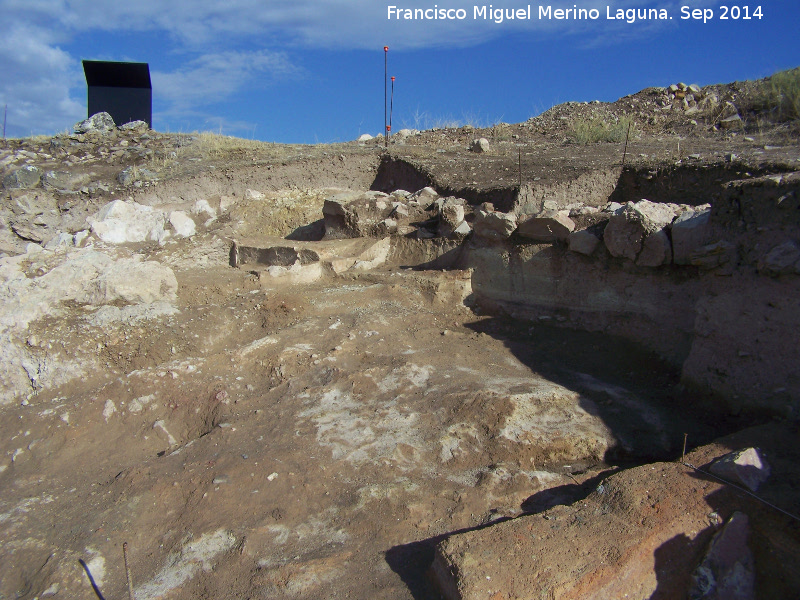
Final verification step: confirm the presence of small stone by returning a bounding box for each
[102,399,117,421]
[245,189,265,201]
[74,112,116,134]
[470,138,490,153]
[758,241,800,276]
[719,114,742,130]
[709,448,770,492]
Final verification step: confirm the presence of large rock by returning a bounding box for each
[517,211,575,243]
[119,120,149,132]
[604,200,678,263]
[168,211,196,238]
[3,166,42,189]
[74,112,116,134]
[87,199,168,244]
[568,229,601,255]
[672,207,711,265]
[689,512,754,600]
[431,441,758,600]
[77,257,178,305]
[323,191,420,239]
[410,186,439,205]
[118,166,158,186]
[473,209,516,241]
[708,448,770,492]
[719,114,743,130]
[8,190,60,243]
[636,229,672,267]
[469,138,489,153]
[42,170,91,192]
[322,192,368,239]
[439,200,466,237]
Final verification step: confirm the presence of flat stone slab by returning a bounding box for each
[231,236,392,285]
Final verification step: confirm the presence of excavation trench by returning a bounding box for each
[364,155,800,416]
[354,157,800,599]
[5,148,799,600]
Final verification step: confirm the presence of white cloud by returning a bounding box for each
[152,50,298,112]
[0,24,84,137]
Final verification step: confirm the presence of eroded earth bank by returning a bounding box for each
[2,79,800,600]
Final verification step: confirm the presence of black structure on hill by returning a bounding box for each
[82,60,152,127]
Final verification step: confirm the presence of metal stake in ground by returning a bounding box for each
[384,46,389,149]
[621,120,632,168]
[123,542,134,600]
[390,76,395,135]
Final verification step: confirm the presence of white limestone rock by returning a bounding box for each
[168,211,197,238]
[87,200,168,244]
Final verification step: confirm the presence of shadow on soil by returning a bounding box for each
[464,316,754,465]
[385,520,510,600]
[386,315,763,599]
[386,470,617,600]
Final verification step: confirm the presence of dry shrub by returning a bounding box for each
[568,116,637,145]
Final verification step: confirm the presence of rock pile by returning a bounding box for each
[319,185,726,269]
[322,187,471,240]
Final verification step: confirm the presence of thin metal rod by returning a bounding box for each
[384,46,388,149]
[518,148,522,188]
[390,76,395,133]
[621,120,632,168]
[682,461,800,523]
[123,542,135,600]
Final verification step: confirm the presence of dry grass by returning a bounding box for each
[743,67,800,123]
[194,132,273,159]
[568,116,637,145]
[764,67,800,121]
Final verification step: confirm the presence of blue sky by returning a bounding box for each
[1,1,798,143]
